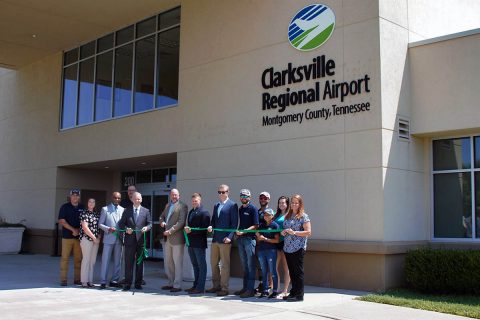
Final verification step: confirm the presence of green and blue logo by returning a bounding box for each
[288,4,335,51]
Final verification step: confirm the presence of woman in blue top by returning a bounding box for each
[255,208,280,298]
[281,194,311,302]
[274,196,290,298]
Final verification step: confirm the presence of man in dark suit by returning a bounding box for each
[118,192,152,291]
[159,188,188,292]
[206,184,238,296]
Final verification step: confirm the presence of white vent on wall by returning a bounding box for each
[398,118,410,141]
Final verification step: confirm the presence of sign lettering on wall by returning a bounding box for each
[260,4,372,127]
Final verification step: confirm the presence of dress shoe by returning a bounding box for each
[122,285,131,291]
[74,280,82,285]
[205,287,221,293]
[216,290,229,296]
[189,289,204,295]
[109,281,119,287]
[100,284,106,289]
[234,288,246,295]
[161,285,173,290]
[286,295,303,302]
[185,286,196,293]
[60,281,67,286]
[170,287,182,293]
[135,285,143,290]
[240,290,255,298]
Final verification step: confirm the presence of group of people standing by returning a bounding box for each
[58,184,311,302]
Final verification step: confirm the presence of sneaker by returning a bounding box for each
[100,284,106,289]
[109,281,119,287]
[254,283,263,294]
[268,292,278,299]
[216,290,229,296]
[240,290,255,298]
[234,288,246,295]
[258,291,269,298]
[206,287,221,293]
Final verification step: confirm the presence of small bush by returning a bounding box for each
[405,248,480,294]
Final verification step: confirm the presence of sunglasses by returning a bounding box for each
[217,191,228,194]
[240,195,250,198]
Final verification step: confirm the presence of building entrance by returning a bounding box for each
[121,167,176,259]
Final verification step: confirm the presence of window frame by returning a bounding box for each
[431,134,480,242]
[59,6,180,131]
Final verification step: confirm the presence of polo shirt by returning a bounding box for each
[238,203,259,238]
[58,202,85,239]
[257,221,280,251]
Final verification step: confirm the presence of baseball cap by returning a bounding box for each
[240,189,251,197]
[264,208,275,216]
[70,189,81,196]
[259,191,270,199]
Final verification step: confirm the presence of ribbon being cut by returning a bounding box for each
[183,227,283,247]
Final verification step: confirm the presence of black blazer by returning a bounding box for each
[118,206,152,246]
[186,205,210,248]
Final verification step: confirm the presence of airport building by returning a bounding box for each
[1,0,480,291]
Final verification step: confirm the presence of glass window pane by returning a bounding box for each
[121,172,136,190]
[61,64,78,129]
[95,51,113,121]
[157,27,179,108]
[152,168,168,182]
[98,33,114,53]
[136,170,152,183]
[113,44,133,117]
[64,48,78,65]
[116,25,134,46]
[169,168,177,182]
[433,138,471,171]
[434,172,472,238]
[475,172,480,238]
[137,16,156,38]
[475,136,480,168]
[159,7,180,30]
[80,41,95,59]
[77,58,95,125]
[134,36,155,113]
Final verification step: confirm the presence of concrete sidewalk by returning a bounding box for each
[0,254,473,320]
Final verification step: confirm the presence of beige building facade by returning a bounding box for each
[1,0,480,291]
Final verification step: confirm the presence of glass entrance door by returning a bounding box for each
[136,184,172,259]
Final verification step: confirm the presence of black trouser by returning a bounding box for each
[124,242,144,286]
[284,248,305,298]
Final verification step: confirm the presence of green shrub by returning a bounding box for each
[405,248,480,294]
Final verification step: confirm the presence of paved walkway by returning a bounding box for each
[0,254,474,320]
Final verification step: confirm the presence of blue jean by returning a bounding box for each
[188,246,207,291]
[258,249,278,293]
[237,237,256,291]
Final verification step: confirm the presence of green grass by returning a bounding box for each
[357,288,480,319]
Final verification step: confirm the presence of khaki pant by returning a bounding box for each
[210,242,231,291]
[80,238,99,285]
[60,238,82,282]
[164,241,184,289]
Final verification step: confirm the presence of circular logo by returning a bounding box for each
[288,4,335,51]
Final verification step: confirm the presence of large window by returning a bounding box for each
[60,7,180,130]
[433,136,480,239]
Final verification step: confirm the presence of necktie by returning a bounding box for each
[134,208,138,223]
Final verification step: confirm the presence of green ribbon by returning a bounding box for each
[113,229,149,264]
[183,227,283,247]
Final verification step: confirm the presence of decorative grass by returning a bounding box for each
[357,288,480,319]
